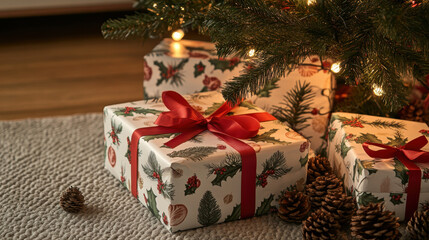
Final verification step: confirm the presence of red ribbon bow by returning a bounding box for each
[362,135,429,220]
[130,91,276,219]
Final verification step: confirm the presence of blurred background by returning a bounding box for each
[0,1,205,120]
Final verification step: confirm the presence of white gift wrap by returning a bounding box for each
[327,112,429,220]
[103,91,310,232]
[143,38,334,152]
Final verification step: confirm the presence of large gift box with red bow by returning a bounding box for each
[143,38,334,152]
[103,91,310,232]
[327,112,429,221]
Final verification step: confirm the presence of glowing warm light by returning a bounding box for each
[248,49,255,57]
[372,84,384,96]
[171,29,185,41]
[307,0,316,5]
[331,62,341,73]
[170,42,185,58]
[153,3,157,8]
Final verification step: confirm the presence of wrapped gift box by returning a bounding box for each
[143,38,334,152]
[103,91,310,232]
[327,112,429,220]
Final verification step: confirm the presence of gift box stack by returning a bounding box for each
[143,38,335,152]
[327,112,429,221]
[103,91,310,232]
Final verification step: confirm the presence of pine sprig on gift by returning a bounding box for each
[256,151,292,188]
[142,152,175,200]
[108,118,122,145]
[167,146,218,162]
[272,81,315,134]
[206,153,242,186]
[143,132,203,143]
[113,107,161,117]
[340,115,405,129]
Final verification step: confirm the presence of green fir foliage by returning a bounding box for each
[198,191,221,226]
[113,107,161,117]
[272,81,315,134]
[167,146,218,161]
[255,78,280,98]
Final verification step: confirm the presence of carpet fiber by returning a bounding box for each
[0,113,304,240]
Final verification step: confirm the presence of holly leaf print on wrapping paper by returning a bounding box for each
[113,107,161,117]
[193,61,206,78]
[143,132,202,143]
[238,101,258,111]
[361,160,377,175]
[167,146,218,162]
[358,192,384,206]
[354,133,383,144]
[198,191,221,226]
[225,204,241,222]
[250,129,290,145]
[256,151,292,187]
[255,78,280,98]
[142,152,175,200]
[394,158,409,186]
[330,114,350,126]
[340,136,352,159]
[328,128,338,142]
[208,58,241,72]
[206,153,242,186]
[255,194,274,217]
[386,131,408,147]
[154,59,189,87]
[299,154,308,167]
[146,188,161,220]
[389,193,404,205]
[204,102,224,116]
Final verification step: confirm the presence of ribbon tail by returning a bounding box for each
[397,154,422,221]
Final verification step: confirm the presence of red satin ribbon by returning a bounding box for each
[362,136,429,220]
[131,91,276,219]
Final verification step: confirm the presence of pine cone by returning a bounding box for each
[307,155,332,184]
[306,174,343,208]
[351,203,401,240]
[421,201,429,212]
[277,191,311,223]
[60,186,85,213]
[302,208,340,240]
[397,98,429,125]
[321,191,356,225]
[406,210,429,240]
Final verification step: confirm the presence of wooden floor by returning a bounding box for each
[0,12,207,120]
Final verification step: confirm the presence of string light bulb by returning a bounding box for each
[248,49,255,57]
[331,62,341,73]
[307,0,317,5]
[372,84,384,96]
[171,29,184,41]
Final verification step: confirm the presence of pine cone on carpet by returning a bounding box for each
[351,203,401,240]
[60,186,85,213]
[307,155,332,184]
[321,191,356,225]
[278,190,311,223]
[306,174,343,208]
[302,208,340,240]
[406,210,429,240]
[397,98,429,124]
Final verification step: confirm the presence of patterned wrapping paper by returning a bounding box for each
[143,38,334,151]
[327,112,429,220]
[103,91,310,232]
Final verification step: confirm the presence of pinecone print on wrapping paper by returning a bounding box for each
[321,192,356,225]
[277,191,311,223]
[307,155,332,184]
[406,210,429,240]
[397,98,429,124]
[302,209,340,240]
[351,203,401,240]
[60,186,85,213]
[306,174,343,209]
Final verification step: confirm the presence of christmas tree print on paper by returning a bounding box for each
[255,194,274,217]
[206,153,242,186]
[250,129,290,145]
[108,118,122,146]
[255,78,280,98]
[154,59,189,87]
[394,159,409,186]
[390,193,404,205]
[194,61,206,77]
[198,191,221,226]
[167,146,218,162]
[113,106,161,117]
[146,188,161,220]
[184,174,201,196]
[256,151,292,188]
[142,152,175,200]
[339,115,405,129]
[208,57,241,72]
[225,204,241,222]
[357,192,384,206]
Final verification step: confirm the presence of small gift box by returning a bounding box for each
[327,112,429,220]
[103,91,310,232]
[143,38,334,152]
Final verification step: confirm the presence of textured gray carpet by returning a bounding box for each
[0,113,304,240]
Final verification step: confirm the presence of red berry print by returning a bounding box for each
[121,176,125,182]
[217,144,227,150]
[311,108,319,115]
[300,141,309,152]
[162,213,169,225]
[108,146,116,167]
[343,118,364,128]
